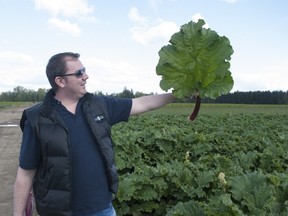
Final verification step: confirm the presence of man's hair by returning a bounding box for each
[46,52,80,91]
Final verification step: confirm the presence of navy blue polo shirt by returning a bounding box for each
[19,96,132,215]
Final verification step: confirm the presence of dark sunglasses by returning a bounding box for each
[59,67,86,78]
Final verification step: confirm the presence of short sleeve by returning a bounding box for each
[19,119,41,170]
[103,97,132,126]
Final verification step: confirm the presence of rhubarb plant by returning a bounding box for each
[156,19,234,120]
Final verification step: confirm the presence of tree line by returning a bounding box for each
[0,86,287,104]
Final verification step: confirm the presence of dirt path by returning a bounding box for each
[0,106,27,215]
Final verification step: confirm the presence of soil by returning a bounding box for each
[0,106,28,215]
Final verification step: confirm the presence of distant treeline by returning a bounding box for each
[204,90,288,104]
[0,86,287,104]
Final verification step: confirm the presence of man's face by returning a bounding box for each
[60,59,89,99]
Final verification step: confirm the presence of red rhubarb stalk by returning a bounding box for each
[189,95,201,121]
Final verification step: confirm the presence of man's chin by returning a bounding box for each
[81,89,87,95]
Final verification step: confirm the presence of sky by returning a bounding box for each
[0,0,287,95]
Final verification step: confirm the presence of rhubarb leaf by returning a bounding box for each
[156,19,234,99]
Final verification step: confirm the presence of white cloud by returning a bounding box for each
[192,13,209,28]
[128,7,179,45]
[128,10,210,45]
[223,0,240,4]
[86,57,139,85]
[0,51,34,64]
[34,0,96,37]
[128,7,148,24]
[0,51,49,92]
[84,57,162,94]
[34,0,94,18]
[48,18,81,36]
[0,66,48,92]
[231,59,288,92]
[130,21,179,45]
[148,0,162,13]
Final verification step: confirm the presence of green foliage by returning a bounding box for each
[156,19,234,99]
[166,200,206,216]
[1,86,288,104]
[0,86,47,102]
[112,113,288,215]
[230,172,275,214]
[0,101,32,109]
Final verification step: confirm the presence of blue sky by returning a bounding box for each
[0,0,287,94]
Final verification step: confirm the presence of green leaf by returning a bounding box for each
[230,172,276,213]
[156,19,234,99]
[166,200,206,216]
[207,193,244,215]
[117,177,136,201]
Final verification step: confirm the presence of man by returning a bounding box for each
[13,52,175,216]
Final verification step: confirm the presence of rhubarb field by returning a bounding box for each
[112,112,288,215]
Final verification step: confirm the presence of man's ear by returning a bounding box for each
[55,76,65,88]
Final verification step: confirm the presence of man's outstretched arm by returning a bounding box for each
[130,93,175,116]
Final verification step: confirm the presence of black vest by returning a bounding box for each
[20,90,118,216]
